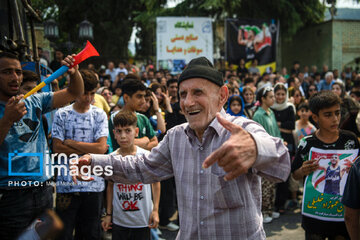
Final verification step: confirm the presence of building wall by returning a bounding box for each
[280,21,332,71]
[281,20,360,72]
[338,20,360,69]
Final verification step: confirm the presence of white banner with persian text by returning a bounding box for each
[156,17,213,74]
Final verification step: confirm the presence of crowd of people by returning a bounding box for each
[1,49,360,240]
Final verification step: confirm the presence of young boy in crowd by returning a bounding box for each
[52,69,109,240]
[292,91,359,239]
[102,111,160,239]
[108,76,158,152]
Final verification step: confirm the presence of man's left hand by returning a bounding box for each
[202,113,257,181]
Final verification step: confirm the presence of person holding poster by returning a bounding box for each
[292,91,359,239]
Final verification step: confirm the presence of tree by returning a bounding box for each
[31,0,58,20]
[165,0,325,37]
[32,0,161,62]
[132,0,167,59]
[52,0,131,61]
[31,0,326,61]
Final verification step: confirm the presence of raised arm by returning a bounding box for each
[150,92,166,134]
[237,29,246,45]
[52,55,84,109]
[74,134,173,184]
[162,91,173,113]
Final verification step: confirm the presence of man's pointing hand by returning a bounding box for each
[202,113,257,181]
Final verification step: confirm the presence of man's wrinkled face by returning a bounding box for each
[0,58,23,100]
[179,78,224,136]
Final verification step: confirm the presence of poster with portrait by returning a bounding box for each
[156,17,213,74]
[302,147,359,221]
[225,18,278,74]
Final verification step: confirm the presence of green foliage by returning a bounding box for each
[165,0,325,37]
[51,0,145,61]
[132,0,167,58]
[30,0,325,60]
[31,0,58,20]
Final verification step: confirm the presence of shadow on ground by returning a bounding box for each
[264,209,304,240]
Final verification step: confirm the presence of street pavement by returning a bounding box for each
[160,208,304,240]
[102,208,304,239]
[265,209,304,240]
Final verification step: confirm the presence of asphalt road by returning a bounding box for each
[265,209,304,240]
[160,209,304,240]
[103,209,304,240]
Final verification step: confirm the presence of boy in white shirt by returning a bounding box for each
[102,111,160,240]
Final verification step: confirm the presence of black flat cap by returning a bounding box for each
[178,57,223,87]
